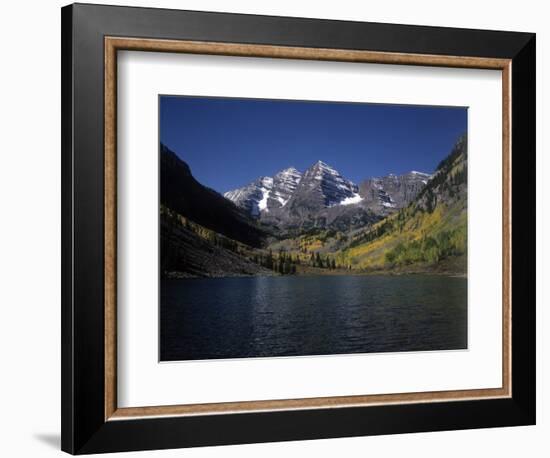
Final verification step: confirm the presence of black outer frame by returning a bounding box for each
[61,3,536,454]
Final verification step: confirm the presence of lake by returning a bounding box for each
[160,274,467,361]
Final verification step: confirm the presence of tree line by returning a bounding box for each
[252,248,339,274]
[252,249,298,275]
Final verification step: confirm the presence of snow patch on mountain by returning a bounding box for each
[338,193,364,206]
[410,170,430,176]
[257,188,271,212]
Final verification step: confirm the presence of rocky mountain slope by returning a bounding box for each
[223,176,274,217]
[359,171,431,215]
[267,167,303,210]
[223,167,303,216]
[282,160,360,209]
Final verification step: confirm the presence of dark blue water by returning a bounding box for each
[160,275,467,361]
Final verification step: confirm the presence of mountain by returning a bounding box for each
[265,161,372,232]
[223,167,302,216]
[359,171,432,214]
[336,134,467,272]
[284,160,360,210]
[160,144,266,248]
[223,176,274,217]
[225,159,430,232]
[224,160,359,217]
[267,167,303,210]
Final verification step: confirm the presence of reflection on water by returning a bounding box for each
[160,275,467,361]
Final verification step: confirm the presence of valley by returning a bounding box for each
[160,133,467,278]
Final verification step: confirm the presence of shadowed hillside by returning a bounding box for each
[160,144,267,248]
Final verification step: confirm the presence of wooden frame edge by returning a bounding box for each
[105,38,118,420]
[106,36,511,69]
[109,388,510,420]
[104,36,512,421]
[502,61,512,399]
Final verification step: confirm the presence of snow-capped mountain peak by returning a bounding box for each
[225,161,360,216]
[310,160,339,177]
[224,176,273,216]
[278,166,300,176]
[300,161,359,206]
[224,161,431,220]
[224,168,303,216]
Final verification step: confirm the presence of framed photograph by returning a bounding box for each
[61,3,536,454]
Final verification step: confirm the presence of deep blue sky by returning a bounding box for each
[160,96,467,193]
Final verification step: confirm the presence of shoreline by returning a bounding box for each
[164,269,467,280]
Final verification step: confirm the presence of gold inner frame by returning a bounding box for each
[104,37,512,421]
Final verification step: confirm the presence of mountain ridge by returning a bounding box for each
[224,160,432,231]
